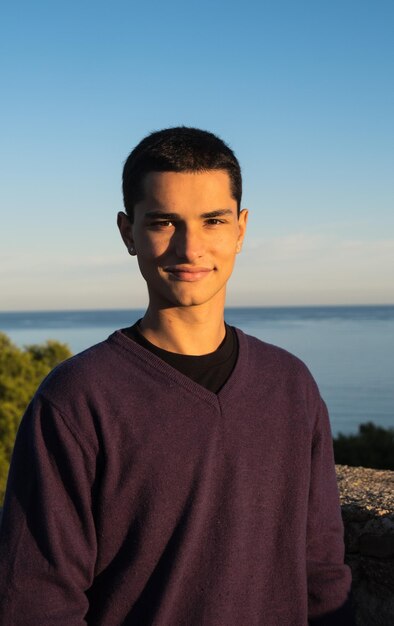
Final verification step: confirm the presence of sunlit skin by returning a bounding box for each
[118,170,248,354]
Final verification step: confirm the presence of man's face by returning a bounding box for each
[118,170,248,311]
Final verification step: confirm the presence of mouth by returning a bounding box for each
[164,265,213,282]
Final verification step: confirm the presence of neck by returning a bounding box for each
[139,302,226,355]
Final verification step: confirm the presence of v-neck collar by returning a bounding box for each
[107,328,249,409]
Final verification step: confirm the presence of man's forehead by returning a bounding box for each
[131,171,238,222]
[141,169,233,192]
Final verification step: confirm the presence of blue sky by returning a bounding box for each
[1,0,393,310]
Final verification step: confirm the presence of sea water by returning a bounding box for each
[1,306,393,436]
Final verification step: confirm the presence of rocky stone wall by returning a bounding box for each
[337,465,394,626]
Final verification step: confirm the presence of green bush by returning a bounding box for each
[0,332,72,504]
[333,422,394,470]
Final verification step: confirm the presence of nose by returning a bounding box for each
[173,224,205,262]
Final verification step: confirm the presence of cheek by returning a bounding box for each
[214,234,238,258]
[137,235,166,258]
[136,237,172,272]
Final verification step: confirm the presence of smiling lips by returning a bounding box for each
[164,266,213,282]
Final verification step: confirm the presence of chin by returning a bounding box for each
[167,285,226,309]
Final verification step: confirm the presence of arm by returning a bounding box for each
[306,398,354,623]
[0,393,97,625]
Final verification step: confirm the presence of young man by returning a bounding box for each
[0,127,354,624]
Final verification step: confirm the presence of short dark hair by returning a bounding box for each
[122,126,242,220]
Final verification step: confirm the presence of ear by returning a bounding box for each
[236,208,248,253]
[117,211,136,256]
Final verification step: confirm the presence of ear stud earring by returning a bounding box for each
[128,245,136,255]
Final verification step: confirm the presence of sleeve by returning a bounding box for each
[309,595,356,625]
[0,393,98,625]
[306,397,353,622]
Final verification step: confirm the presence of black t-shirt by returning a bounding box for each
[122,321,238,394]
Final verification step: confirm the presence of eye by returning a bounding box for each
[205,218,225,226]
[149,220,175,229]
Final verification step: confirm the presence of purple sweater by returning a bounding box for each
[0,329,351,625]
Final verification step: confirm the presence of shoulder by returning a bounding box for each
[236,327,311,375]
[235,327,322,406]
[34,330,145,413]
[38,333,119,392]
[23,332,144,452]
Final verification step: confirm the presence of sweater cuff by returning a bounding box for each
[309,596,356,626]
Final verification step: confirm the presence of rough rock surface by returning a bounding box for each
[336,465,394,626]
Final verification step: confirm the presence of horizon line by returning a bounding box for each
[1,302,394,315]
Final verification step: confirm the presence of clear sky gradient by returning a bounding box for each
[1,0,393,310]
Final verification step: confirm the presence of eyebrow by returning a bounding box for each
[201,209,234,218]
[143,211,180,220]
[143,209,234,220]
